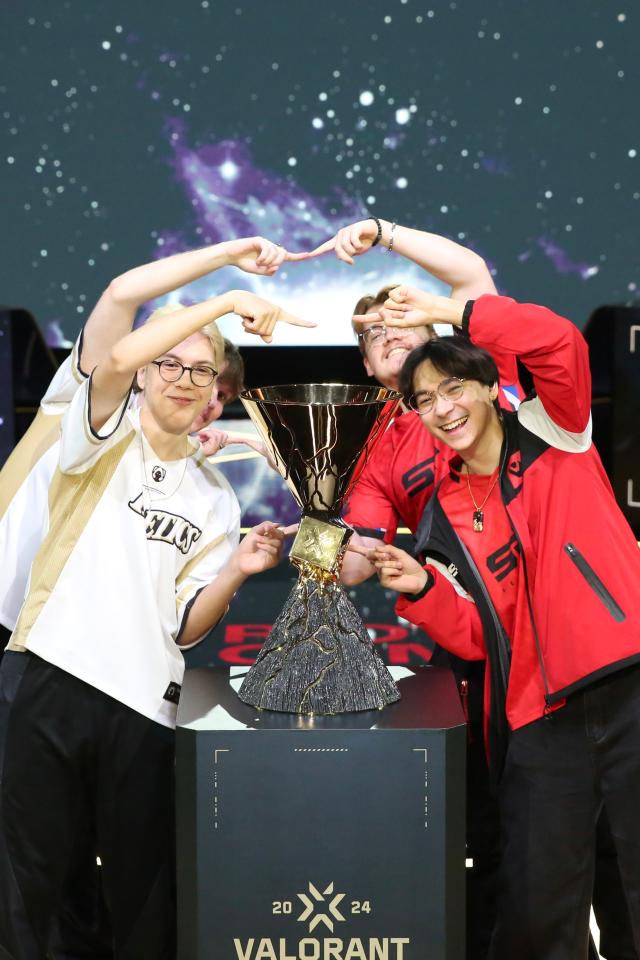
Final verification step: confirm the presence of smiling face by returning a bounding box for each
[138,332,217,439]
[360,310,433,390]
[412,358,499,457]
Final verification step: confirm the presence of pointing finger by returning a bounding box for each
[292,238,335,260]
[280,311,316,328]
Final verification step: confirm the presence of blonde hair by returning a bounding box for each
[146,302,225,372]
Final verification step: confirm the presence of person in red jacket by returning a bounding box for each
[364,287,640,959]
[303,217,518,960]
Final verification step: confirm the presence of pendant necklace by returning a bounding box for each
[464,464,499,533]
[140,433,189,511]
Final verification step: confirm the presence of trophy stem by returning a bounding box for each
[237,572,400,715]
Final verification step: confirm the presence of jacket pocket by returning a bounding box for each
[564,543,625,622]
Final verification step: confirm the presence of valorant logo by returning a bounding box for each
[233,880,410,960]
[297,882,345,932]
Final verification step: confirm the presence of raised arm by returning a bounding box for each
[383,288,591,434]
[298,218,496,300]
[81,237,291,372]
[466,295,591,434]
[90,291,311,431]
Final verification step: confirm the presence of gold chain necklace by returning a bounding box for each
[464,464,500,533]
[140,433,189,511]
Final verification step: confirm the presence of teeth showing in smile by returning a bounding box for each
[386,347,407,359]
[441,416,468,432]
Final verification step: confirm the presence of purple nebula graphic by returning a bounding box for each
[536,238,598,279]
[148,120,447,346]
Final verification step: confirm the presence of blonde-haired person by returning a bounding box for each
[0,287,311,958]
[140,310,246,458]
[0,235,295,647]
[0,235,300,958]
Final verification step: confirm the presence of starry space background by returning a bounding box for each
[2,0,639,346]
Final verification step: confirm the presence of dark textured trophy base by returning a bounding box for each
[238,579,400,714]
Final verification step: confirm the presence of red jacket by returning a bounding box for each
[344,346,523,541]
[397,295,640,776]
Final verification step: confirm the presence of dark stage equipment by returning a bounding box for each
[176,665,466,960]
[584,305,640,537]
[0,306,58,466]
[0,311,14,467]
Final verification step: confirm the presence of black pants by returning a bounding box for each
[0,654,177,960]
[0,624,10,667]
[593,808,638,960]
[465,712,501,960]
[489,665,640,960]
[0,650,112,960]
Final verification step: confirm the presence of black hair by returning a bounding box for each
[399,336,499,406]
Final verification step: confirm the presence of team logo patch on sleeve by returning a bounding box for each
[163,682,182,704]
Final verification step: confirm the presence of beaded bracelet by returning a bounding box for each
[368,216,383,247]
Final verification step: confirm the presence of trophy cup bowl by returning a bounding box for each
[238,383,402,715]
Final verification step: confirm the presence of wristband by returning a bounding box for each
[401,570,434,602]
[461,299,475,337]
[368,216,383,247]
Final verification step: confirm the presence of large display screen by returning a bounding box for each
[3,0,638,347]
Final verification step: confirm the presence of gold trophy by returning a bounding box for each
[239,383,402,714]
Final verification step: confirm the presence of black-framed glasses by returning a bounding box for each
[357,323,421,348]
[409,377,466,415]
[151,358,217,387]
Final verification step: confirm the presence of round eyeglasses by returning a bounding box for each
[409,377,466,415]
[357,323,421,349]
[151,358,217,388]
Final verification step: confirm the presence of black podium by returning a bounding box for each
[176,666,466,960]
